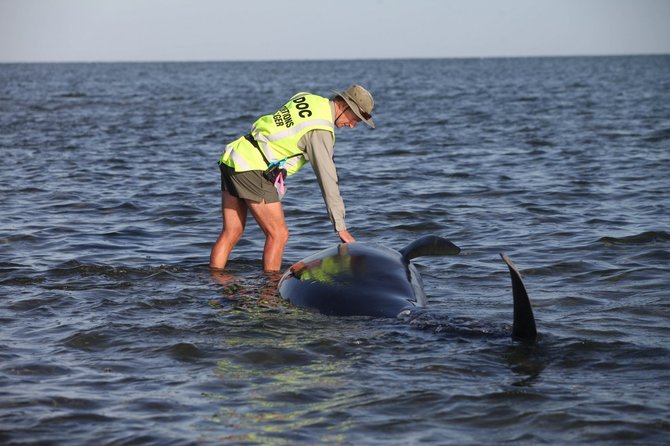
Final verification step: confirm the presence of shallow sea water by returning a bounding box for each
[1,56,670,444]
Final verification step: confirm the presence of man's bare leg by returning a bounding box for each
[209,191,248,269]
[246,200,289,272]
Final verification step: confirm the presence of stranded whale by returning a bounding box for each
[278,235,538,343]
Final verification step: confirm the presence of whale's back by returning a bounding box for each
[278,243,422,317]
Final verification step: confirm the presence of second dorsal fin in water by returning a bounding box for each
[399,235,461,262]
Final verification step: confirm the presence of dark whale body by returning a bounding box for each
[278,235,538,343]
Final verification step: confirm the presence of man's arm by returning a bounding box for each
[299,130,355,242]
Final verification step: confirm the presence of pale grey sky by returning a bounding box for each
[1,0,669,63]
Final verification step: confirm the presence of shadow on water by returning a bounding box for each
[504,344,548,387]
[398,308,550,386]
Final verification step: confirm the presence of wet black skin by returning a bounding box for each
[278,242,428,318]
[278,236,538,343]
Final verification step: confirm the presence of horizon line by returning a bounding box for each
[1,52,669,65]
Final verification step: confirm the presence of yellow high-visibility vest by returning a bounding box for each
[219,92,335,176]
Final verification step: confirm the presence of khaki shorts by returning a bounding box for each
[219,163,280,203]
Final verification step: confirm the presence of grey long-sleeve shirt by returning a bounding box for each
[297,128,347,232]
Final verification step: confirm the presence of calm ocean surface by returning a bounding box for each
[1,56,669,445]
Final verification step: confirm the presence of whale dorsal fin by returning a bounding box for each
[500,254,537,343]
[400,235,461,261]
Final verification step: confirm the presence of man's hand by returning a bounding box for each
[338,230,356,243]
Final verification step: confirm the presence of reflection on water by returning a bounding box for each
[206,305,359,444]
[504,345,548,387]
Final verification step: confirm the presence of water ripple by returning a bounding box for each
[1,56,669,445]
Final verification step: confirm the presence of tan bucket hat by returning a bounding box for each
[333,84,375,128]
